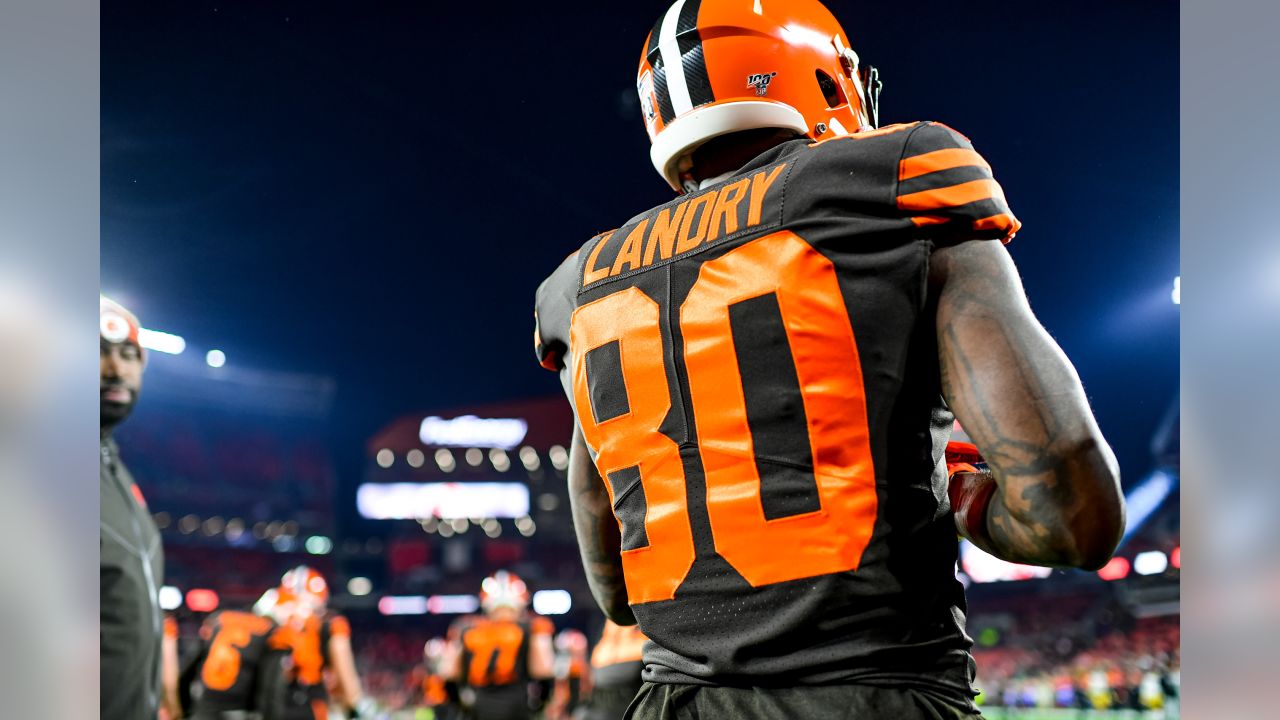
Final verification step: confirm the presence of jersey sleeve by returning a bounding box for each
[896,122,1021,244]
[534,250,583,372]
[327,614,351,638]
[531,616,555,637]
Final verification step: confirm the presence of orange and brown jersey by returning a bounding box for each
[534,121,1017,693]
[422,673,449,707]
[184,610,285,714]
[590,621,647,691]
[273,613,349,703]
[451,615,552,689]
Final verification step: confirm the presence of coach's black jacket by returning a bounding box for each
[101,436,165,720]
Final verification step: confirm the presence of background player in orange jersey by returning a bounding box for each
[421,638,460,720]
[175,608,289,720]
[547,629,590,720]
[263,566,376,720]
[533,0,1125,717]
[439,571,556,720]
[580,620,646,720]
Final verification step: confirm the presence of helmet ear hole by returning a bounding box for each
[815,69,845,108]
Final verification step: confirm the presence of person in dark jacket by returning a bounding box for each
[101,295,165,720]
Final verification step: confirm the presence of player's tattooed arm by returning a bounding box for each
[932,240,1125,570]
[567,424,637,625]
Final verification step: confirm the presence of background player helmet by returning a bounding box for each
[253,587,281,619]
[638,0,881,192]
[555,629,587,654]
[479,570,529,614]
[278,565,329,616]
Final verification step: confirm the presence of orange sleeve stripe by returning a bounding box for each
[897,178,1006,212]
[898,148,991,181]
[910,215,950,227]
[910,212,1022,238]
[974,212,1022,236]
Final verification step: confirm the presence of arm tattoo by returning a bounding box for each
[567,428,636,625]
[936,242,1121,567]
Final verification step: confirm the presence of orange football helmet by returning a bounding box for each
[638,0,881,192]
[278,565,330,616]
[479,570,529,614]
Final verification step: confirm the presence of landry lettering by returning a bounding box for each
[583,163,787,285]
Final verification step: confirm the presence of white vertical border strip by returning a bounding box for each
[657,0,693,116]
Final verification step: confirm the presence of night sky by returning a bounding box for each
[102,1,1178,491]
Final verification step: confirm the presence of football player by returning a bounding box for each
[532,0,1125,717]
[581,621,646,720]
[161,615,183,719]
[421,638,459,720]
[548,629,589,720]
[439,571,555,720]
[266,567,375,720]
[175,607,289,720]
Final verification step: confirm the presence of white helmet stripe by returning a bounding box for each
[657,0,694,116]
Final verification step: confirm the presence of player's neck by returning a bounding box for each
[687,128,801,185]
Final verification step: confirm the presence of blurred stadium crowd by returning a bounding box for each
[120,386,1179,719]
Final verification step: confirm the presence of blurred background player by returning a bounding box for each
[174,606,289,720]
[440,571,555,720]
[547,630,589,720]
[580,621,646,720]
[101,295,166,720]
[162,616,182,719]
[266,566,375,720]
[533,0,1125,717]
[420,638,458,720]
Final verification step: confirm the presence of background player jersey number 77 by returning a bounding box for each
[570,229,878,605]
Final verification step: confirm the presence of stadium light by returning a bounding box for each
[489,448,511,472]
[378,596,428,616]
[305,535,333,555]
[1172,275,1180,305]
[186,588,220,612]
[426,595,481,614]
[1097,557,1131,581]
[532,590,572,615]
[519,446,541,471]
[158,585,183,611]
[375,448,394,468]
[549,445,569,471]
[205,349,226,368]
[138,328,186,355]
[435,448,456,472]
[357,482,530,520]
[418,415,529,449]
[959,541,1052,583]
[1121,469,1176,544]
[1133,550,1169,576]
